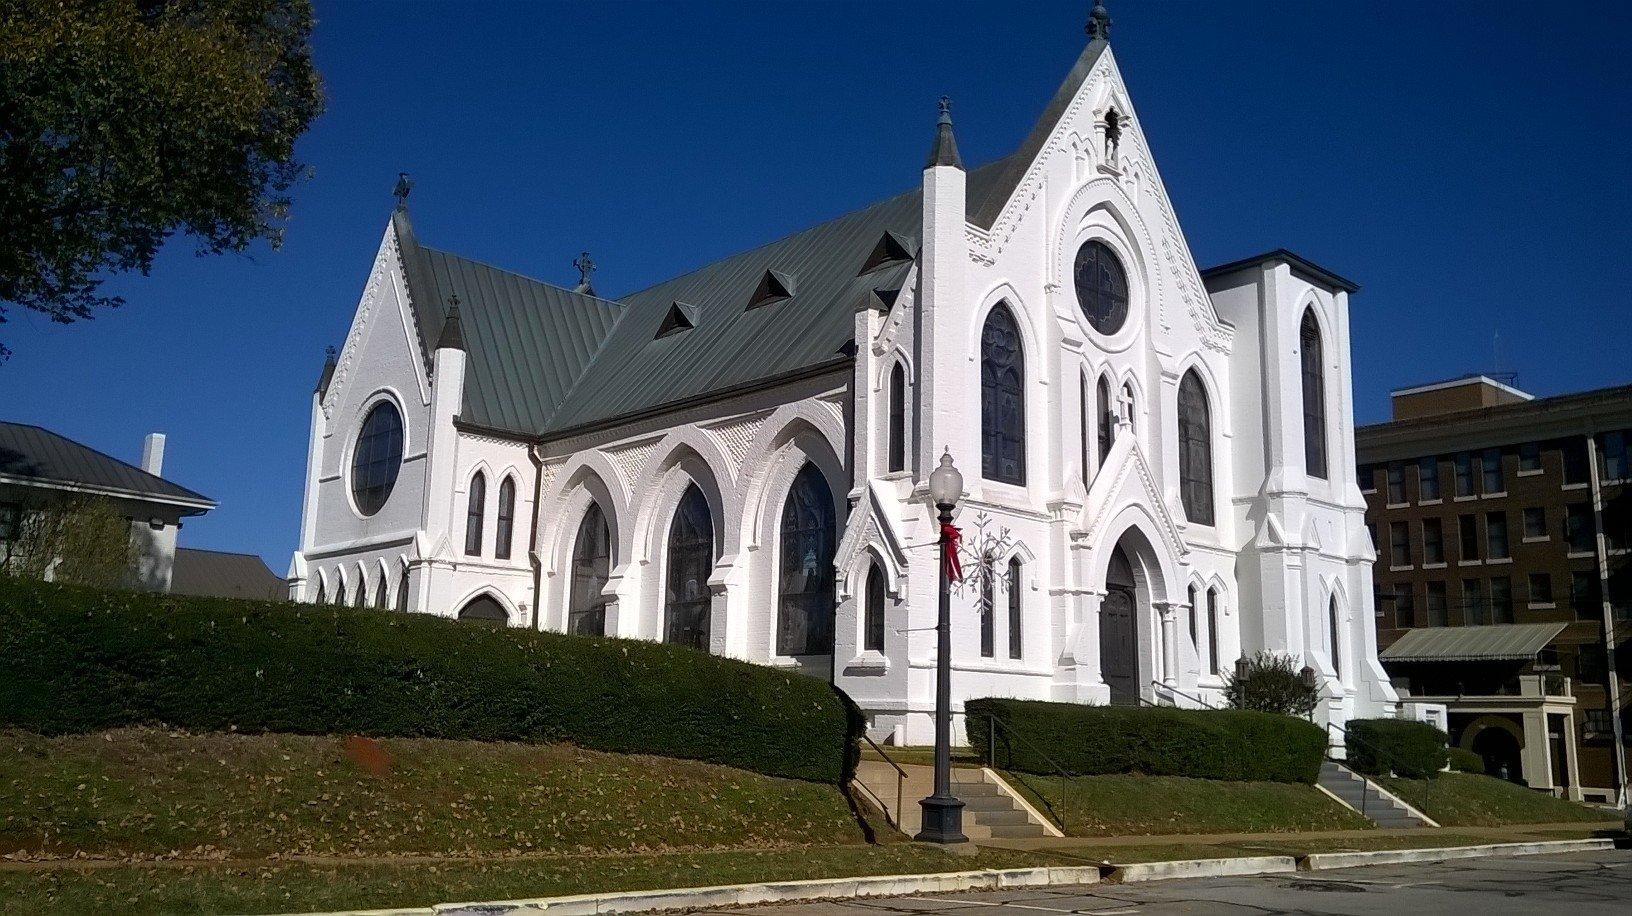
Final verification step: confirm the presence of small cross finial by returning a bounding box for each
[446,293,460,310]
[324,345,337,361]
[1086,0,1112,41]
[574,251,597,286]
[937,96,953,124]
[393,172,413,211]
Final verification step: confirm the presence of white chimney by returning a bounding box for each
[141,433,166,477]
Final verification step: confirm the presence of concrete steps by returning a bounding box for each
[851,757,1054,840]
[1318,760,1434,828]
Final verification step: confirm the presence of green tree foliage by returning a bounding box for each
[1224,650,1319,719]
[1,496,136,588]
[0,0,323,356]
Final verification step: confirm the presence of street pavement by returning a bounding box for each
[706,849,1632,916]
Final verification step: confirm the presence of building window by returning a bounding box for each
[1387,463,1405,503]
[1562,439,1590,485]
[397,564,409,613]
[1328,596,1342,679]
[0,503,19,542]
[1206,588,1221,675]
[315,577,327,605]
[1463,579,1486,625]
[494,477,516,560]
[665,484,714,651]
[864,562,887,652]
[1390,521,1410,565]
[1396,586,1416,628]
[355,571,367,608]
[1358,463,1375,493]
[1423,518,1444,564]
[1480,448,1502,493]
[1418,456,1441,500]
[1007,557,1023,659]
[1524,506,1547,539]
[1299,309,1327,479]
[980,303,1026,485]
[1187,585,1200,652]
[1601,430,1629,480]
[335,579,347,608]
[569,503,612,636]
[1528,572,1553,605]
[1520,441,1542,472]
[1566,503,1595,553]
[1455,452,1474,497]
[777,464,837,657]
[1571,571,1599,620]
[1585,707,1612,737]
[464,471,486,556]
[1490,576,1513,624]
[1073,240,1129,335]
[373,576,387,610]
[888,362,906,473]
[351,400,404,517]
[1080,372,1092,484]
[1177,370,1214,525]
[1426,581,1448,626]
[1097,375,1114,463]
[980,559,995,658]
[1459,514,1479,562]
[1486,511,1509,560]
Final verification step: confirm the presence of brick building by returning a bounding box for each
[1357,376,1630,803]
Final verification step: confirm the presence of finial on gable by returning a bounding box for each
[573,251,598,297]
[924,95,964,171]
[393,172,413,211]
[437,294,465,352]
[1086,0,1111,41]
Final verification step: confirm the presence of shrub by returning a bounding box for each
[0,578,861,784]
[1448,746,1484,774]
[1345,718,1449,779]
[1224,651,1318,719]
[965,697,1327,784]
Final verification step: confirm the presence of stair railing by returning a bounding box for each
[1324,720,1432,824]
[856,732,906,830]
[1149,680,1223,710]
[980,713,1070,834]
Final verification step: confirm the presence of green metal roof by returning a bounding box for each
[1380,623,1567,663]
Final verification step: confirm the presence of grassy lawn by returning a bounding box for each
[0,845,1071,916]
[0,728,864,860]
[1002,772,1372,837]
[1378,772,1613,827]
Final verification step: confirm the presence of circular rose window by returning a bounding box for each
[350,401,403,516]
[1074,240,1129,335]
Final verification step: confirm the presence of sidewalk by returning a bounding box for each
[976,820,1621,854]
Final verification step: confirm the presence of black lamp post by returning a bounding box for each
[917,450,966,844]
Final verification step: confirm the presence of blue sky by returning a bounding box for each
[3,1,1629,571]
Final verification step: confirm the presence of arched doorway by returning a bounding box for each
[1101,545,1139,705]
[457,594,508,626]
[1471,725,1523,783]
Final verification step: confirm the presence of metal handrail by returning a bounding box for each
[982,713,1070,833]
[1324,720,1432,822]
[1149,680,1222,710]
[857,732,906,830]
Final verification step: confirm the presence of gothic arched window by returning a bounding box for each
[464,471,486,556]
[1097,375,1114,463]
[888,362,906,473]
[495,477,516,559]
[777,464,837,656]
[569,503,612,636]
[1178,370,1215,525]
[1073,240,1129,335]
[1329,595,1342,679]
[315,577,326,605]
[1301,309,1328,479]
[1206,587,1221,675]
[1079,372,1091,485]
[335,578,346,608]
[1188,584,1200,652]
[980,561,995,658]
[354,567,367,608]
[981,303,1025,485]
[396,563,409,613]
[1007,556,1023,659]
[665,484,713,651]
[373,574,387,610]
[864,561,887,652]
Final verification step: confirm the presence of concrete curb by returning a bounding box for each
[1301,838,1617,871]
[1107,856,1297,884]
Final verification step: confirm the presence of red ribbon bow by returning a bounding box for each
[940,522,963,583]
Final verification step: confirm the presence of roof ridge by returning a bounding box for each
[0,420,211,503]
[419,245,626,311]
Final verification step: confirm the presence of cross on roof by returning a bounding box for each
[574,251,597,287]
[393,172,412,211]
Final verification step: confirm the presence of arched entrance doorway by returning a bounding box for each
[1471,724,1523,783]
[1101,545,1139,706]
[457,594,509,626]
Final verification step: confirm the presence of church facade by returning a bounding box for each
[289,10,1400,743]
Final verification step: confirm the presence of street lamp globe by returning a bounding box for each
[928,449,963,508]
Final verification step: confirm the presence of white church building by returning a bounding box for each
[289,6,1400,743]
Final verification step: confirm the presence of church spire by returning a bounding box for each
[924,96,964,171]
[1086,0,1111,41]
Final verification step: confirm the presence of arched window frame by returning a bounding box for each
[350,396,404,517]
[495,476,516,560]
[1329,594,1343,679]
[1079,370,1092,486]
[1007,556,1023,659]
[334,575,347,608]
[1206,587,1221,675]
[776,464,838,657]
[373,572,387,609]
[568,502,613,636]
[863,560,887,653]
[1187,584,1200,652]
[464,471,486,556]
[1097,374,1114,463]
[664,483,714,651]
[979,559,996,658]
[1300,308,1329,480]
[1177,369,1215,525]
[887,361,906,473]
[354,565,367,608]
[315,575,327,605]
[980,302,1026,485]
[396,562,410,613]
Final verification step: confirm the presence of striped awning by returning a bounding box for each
[1381,623,1567,663]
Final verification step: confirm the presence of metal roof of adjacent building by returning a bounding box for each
[170,547,286,601]
[1380,622,1567,663]
[0,421,214,511]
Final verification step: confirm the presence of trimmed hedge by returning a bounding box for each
[965,697,1327,784]
[0,578,861,784]
[1345,718,1449,779]
[1448,746,1484,774]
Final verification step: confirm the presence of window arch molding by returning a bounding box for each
[1322,577,1349,680]
[971,293,1033,487]
[494,473,519,560]
[634,444,730,646]
[344,387,410,520]
[1297,302,1333,481]
[876,350,914,476]
[463,465,490,556]
[546,463,627,634]
[374,557,392,609]
[1049,196,1149,353]
[1176,366,1216,526]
